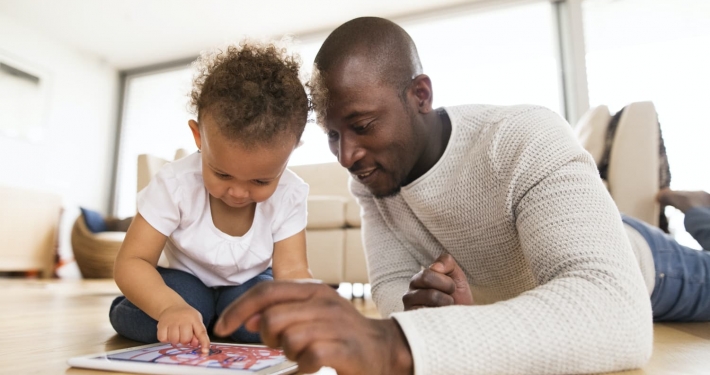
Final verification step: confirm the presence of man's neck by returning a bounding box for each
[405,107,452,185]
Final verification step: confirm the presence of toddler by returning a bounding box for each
[109,41,312,353]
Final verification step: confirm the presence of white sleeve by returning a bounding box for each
[272,183,309,242]
[350,180,424,317]
[137,166,181,236]
[390,108,653,375]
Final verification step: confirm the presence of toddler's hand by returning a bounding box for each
[157,303,211,354]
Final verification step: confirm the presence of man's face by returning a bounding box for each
[322,57,425,198]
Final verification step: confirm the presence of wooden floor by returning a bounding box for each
[1,278,710,375]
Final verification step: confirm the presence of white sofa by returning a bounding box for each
[288,162,368,285]
[0,186,62,278]
[575,101,662,226]
[137,152,368,286]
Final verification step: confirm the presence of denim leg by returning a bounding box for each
[109,267,216,343]
[215,268,274,343]
[622,214,710,321]
[684,207,710,250]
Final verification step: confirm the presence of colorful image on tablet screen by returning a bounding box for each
[101,343,287,371]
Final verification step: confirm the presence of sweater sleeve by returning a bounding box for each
[390,107,653,375]
[350,179,423,317]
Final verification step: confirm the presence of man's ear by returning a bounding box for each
[411,74,433,114]
[188,119,202,151]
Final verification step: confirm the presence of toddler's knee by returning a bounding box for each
[109,297,159,344]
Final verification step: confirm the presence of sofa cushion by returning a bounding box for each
[574,105,611,166]
[306,196,347,229]
[345,198,361,227]
[80,207,107,233]
[93,231,127,242]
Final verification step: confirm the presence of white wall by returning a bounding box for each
[0,14,119,274]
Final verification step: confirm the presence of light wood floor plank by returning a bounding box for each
[1,279,708,375]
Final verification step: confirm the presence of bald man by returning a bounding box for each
[214,17,655,374]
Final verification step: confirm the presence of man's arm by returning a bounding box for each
[390,108,652,374]
[214,282,414,375]
[351,181,424,316]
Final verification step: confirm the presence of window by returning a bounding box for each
[113,1,565,216]
[114,40,330,217]
[114,67,196,218]
[404,1,563,114]
[583,0,710,248]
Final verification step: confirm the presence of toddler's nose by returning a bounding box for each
[227,186,249,199]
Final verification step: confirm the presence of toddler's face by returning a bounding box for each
[190,116,296,209]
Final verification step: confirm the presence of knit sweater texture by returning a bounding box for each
[350,104,653,375]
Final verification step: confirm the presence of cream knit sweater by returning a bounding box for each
[350,105,653,375]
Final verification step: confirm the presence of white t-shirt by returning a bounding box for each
[137,152,309,287]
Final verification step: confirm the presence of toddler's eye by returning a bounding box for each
[215,172,231,179]
[253,180,271,186]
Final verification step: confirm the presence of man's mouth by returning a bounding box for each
[356,169,375,179]
[352,168,379,183]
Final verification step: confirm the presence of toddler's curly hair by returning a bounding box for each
[190,41,308,147]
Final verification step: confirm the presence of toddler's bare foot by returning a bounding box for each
[657,188,710,214]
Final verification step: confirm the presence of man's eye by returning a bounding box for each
[353,121,373,133]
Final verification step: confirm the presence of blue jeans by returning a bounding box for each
[622,214,710,321]
[109,267,273,343]
[684,207,710,250]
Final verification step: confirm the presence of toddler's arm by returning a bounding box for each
[272,229,313,280]
[114,213,210,353]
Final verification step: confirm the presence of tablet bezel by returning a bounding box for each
[67,342,298,375]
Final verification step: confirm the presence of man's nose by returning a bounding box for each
[337,134,365,169]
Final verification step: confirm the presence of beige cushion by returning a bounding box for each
[305,229,344,285]
[93,231,127,242]
[607,101,660,227]
[345,198,361,227]
[289,163,351,197]
[575,105,611,165]
[344,228,369,284]
[136,154,169,193]
[306,196,347,229]
[0,186,62,278]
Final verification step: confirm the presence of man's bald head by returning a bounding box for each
[308,17,423,124]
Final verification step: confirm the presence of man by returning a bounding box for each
[215,17,654,374]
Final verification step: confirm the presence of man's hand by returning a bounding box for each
[157,303,210,354]
[403,253,473,310]
[213,282,413,375]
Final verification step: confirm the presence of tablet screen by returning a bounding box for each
[99,343,288,372]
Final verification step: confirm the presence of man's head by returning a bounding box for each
[309,17,437,198]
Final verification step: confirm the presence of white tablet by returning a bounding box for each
[68,342,298,375]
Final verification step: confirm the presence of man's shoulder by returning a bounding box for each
[446,104,554,127]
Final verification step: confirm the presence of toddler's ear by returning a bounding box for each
[188,119,202,150]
